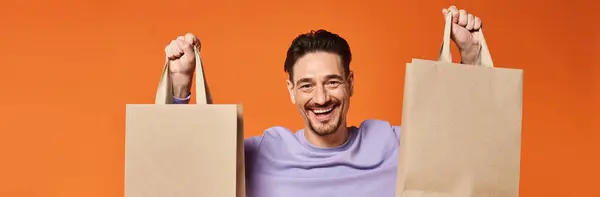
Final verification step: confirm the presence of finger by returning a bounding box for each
[167,45,177,60]
[442,8,448,18]
[184,33,199,48]
[175,40,185,56]
[466,14,475,30]
[470,32,480,45]
[178,39,194,55]
[473,16,482,30]
[171,40,186,59]
[166,40,181,60]
[458,9,468,26]
[176,36,186,55]
[448,6,459,23]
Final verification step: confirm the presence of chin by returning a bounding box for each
[311,124,338,136]
[307,109,343,136]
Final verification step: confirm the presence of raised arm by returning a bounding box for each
[442,6,483,65]
[164,33,201,104]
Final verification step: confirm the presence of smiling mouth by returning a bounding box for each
[313,106,334,114]
[309,104,338,121]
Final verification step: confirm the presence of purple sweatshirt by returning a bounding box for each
[174,95,400,197]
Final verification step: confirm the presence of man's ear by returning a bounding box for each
[287,79,296,104]
[347,70,354,97]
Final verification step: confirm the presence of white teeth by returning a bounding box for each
[313,107,334,114]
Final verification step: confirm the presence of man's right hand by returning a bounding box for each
[164,33,200,98]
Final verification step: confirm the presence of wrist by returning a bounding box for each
[170,73,193,98]
[459,43,481,65]
[173,85,191,98]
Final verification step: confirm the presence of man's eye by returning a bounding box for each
[300,84,312,89]
[326,81,341,86]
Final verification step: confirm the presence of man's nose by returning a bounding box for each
[313,86,330,105]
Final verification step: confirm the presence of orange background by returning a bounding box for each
[1,0,599,196]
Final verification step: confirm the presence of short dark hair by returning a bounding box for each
[284,29,352,82]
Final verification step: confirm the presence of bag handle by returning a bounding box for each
[154,47,211,104]
[438,10,494,67]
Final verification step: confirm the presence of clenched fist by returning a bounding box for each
[164,33,200,98]
[442,6,483,65]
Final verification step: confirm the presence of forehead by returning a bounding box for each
[292,51,344,81]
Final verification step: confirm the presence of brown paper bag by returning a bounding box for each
[396,11,523,197]
[125,48,245,197]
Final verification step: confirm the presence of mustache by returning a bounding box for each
[305,100,340,109]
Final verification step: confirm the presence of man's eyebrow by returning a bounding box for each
[295,75,344,86]
[325,74,344,80]
[295,78,313,86]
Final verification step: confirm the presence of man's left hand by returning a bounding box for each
[442,6,482,65]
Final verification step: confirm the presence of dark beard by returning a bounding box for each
[304,99,344,136]
[308,114,344,136]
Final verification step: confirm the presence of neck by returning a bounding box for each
[304,121,350,148]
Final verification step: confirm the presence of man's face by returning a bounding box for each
[287,51,354,136]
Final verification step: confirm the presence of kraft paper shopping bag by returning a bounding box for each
[396,11,523,197]
[125,47,245,197]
